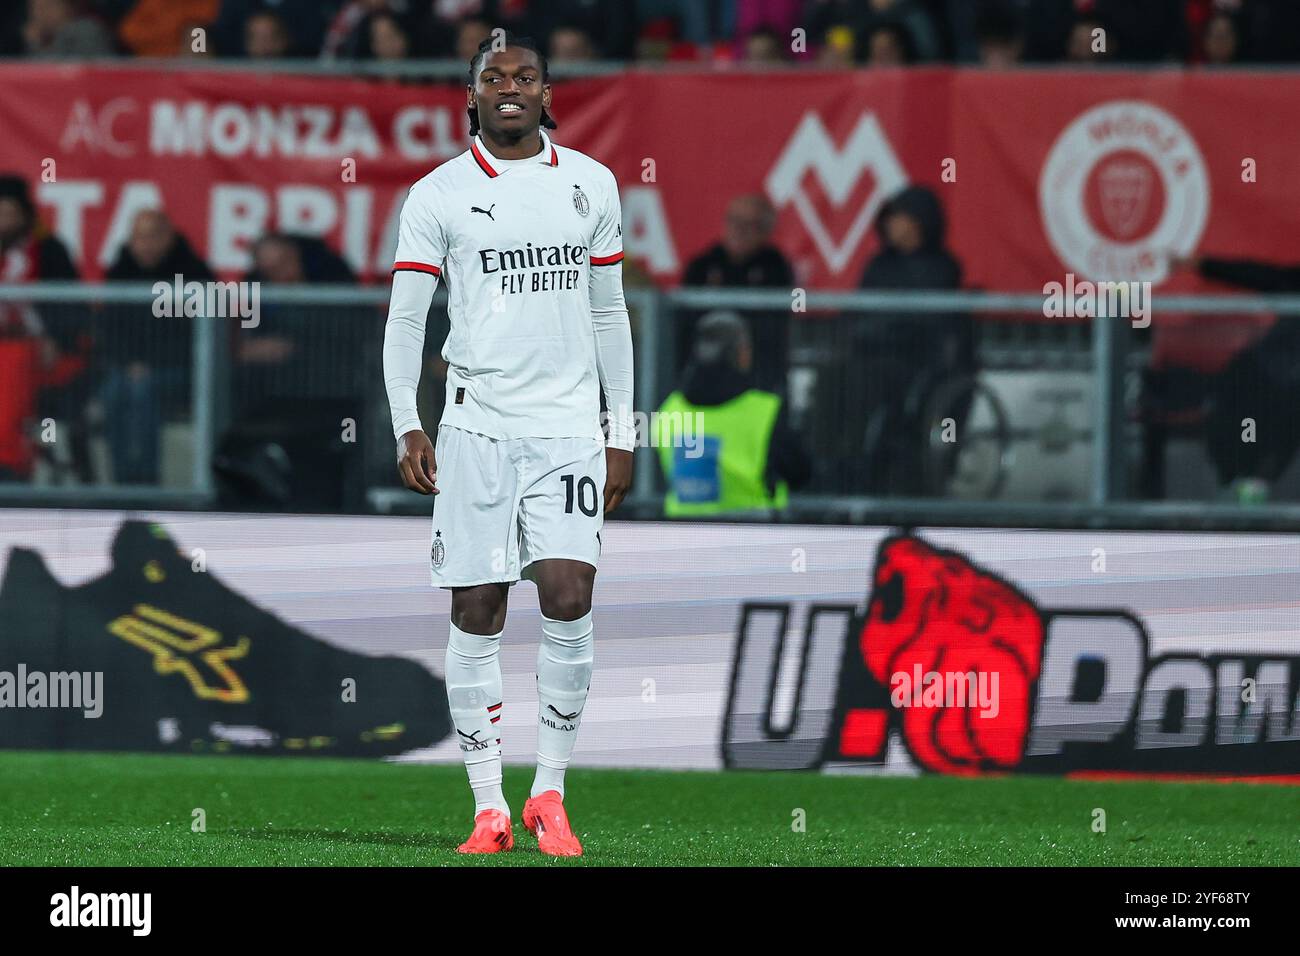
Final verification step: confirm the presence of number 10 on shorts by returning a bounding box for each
[562,474,599,516]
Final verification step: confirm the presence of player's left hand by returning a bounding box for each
[604,447,633,514]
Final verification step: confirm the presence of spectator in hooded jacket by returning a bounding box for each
[850,184,972,495]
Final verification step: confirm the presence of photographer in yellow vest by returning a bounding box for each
[656,311,810,517]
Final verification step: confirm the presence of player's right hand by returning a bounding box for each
[397,430,438,495]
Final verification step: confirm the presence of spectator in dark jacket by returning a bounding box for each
[212,0,325,58]
[1174,254,1300,502]
[99,209,213,483]
[0,2,27,55]
[851,184,971,494]
[1199,12,1241,66]
[243,9,292,57]
[1064,11,1113,62]
[548,24,599,62]
[530,1,635,60]
[681,194,794,392]
[237,232,359,413]
[1238,0,1300,64]
[321,0,419,61]
[218,233,364,509]
[860,21,915,65]
[809,0,939,62]
[973,3,1025,67]
[23,0,117,58]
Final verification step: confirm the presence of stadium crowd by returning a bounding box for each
[1,0,1299,67]
[0,173,368,494]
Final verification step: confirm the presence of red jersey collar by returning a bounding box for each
[471,129,558,178]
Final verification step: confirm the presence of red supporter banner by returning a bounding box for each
[1,65,1297,306]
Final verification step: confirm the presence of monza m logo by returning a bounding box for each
[764,111,909,274]
[722,535,1300,777]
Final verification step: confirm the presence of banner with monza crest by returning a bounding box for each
[0,65,1297,298]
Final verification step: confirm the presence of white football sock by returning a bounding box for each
[532,611,594,799]
[445,623,509,817]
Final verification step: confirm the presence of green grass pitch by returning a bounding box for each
[1,752,1295,867]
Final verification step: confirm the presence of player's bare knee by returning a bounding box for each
[451,585,508,635]
[539,588,591,623]
[452,608,500,634]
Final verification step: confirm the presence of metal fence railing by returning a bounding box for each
[4,282,1300,530]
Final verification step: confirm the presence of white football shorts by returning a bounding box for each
[429,425,606,587]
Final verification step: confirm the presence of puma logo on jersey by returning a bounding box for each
[471,204,496,221]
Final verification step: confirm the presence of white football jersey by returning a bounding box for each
[392,130,624,443]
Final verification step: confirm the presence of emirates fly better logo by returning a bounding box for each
[765,112,909,274]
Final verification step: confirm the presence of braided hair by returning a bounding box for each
[467,31,557,138]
